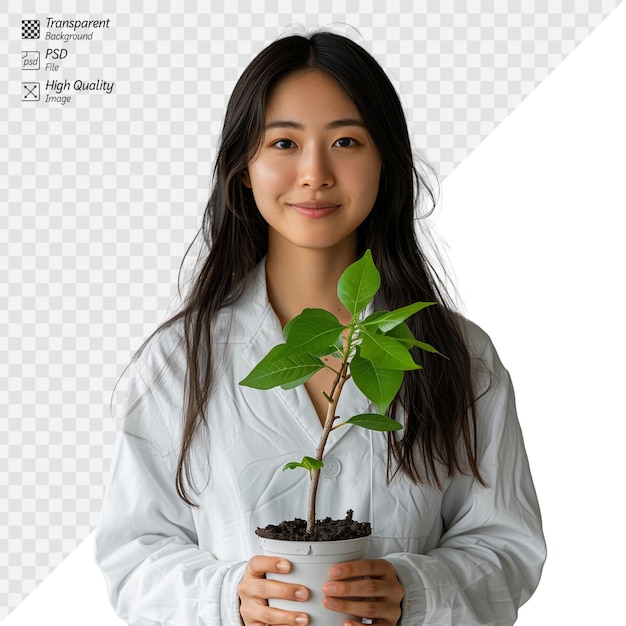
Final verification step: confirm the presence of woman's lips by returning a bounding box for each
[289,201,341,218]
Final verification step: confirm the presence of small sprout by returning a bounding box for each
[283,457,324,473]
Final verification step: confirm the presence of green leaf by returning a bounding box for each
[384,321,416,342]
[350,349,403,413]
[283,456,324,472]
[406,339,442,354]
[239,344,324,390]
[280,374,317,390]
[360,330,422,371]
[363,302,436,333]
[283,308,345,357]
[337,250,380,317]
[344,414,403,431]
[385,322,442,355]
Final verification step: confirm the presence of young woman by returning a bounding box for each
[96,32,546,626]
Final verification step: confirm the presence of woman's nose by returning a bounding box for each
[298,146,334,189]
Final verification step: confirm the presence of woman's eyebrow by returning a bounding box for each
[327,118,366,129]
[265,118,366,130]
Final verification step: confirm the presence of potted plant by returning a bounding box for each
[239,250,441,623]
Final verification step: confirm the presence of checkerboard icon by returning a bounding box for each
[22,19,40,39]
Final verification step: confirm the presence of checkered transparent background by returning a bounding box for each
[1,0,622,617]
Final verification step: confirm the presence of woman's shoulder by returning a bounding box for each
[130,318,187,386]
[456,315,506,374]
[114,319,187,442]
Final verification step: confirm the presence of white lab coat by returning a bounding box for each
[95,259,545,625]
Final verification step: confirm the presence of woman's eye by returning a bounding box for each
[334,137,357,148]
[272,139,295,149]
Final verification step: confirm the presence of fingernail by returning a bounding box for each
[324,584,337,594]
[295,588,308,600]
[295,616,308,625]
[276,560,290,572]
[325,597,338,609]
[330,568,341,578]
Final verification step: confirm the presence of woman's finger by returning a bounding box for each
[245,554,292,577]
[328,558,395,581]
[240,599,310,626]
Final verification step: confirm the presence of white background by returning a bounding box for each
[438,5,626,623]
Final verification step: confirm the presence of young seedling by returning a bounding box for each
[240,250,441,534]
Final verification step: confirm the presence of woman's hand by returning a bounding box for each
[322,559,404,626]
[238,555,311,626]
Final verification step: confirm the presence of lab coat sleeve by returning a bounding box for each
[95,352,246,625]
[385,365,546,626]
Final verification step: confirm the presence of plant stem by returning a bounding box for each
[306,333,354,534]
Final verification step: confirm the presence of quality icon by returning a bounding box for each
[22,82,40,101]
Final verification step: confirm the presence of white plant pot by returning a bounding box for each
[258,534,371,625]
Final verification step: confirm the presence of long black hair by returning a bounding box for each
[152,32,484,505]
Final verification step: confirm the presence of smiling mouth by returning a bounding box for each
[290,201,341,210]
[289,202,341,219]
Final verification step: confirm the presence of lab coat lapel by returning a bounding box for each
[240,261,323,446]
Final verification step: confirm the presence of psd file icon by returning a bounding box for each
[22,51,40,70]
[22,82,40,101]
[22,19,40,39]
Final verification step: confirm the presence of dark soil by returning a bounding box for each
[256,510,371,542]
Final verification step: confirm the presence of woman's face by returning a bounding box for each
[244,70,382,255]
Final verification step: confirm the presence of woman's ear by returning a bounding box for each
[241,169,251,188]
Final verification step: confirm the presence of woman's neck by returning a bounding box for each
[265,239,357,327]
